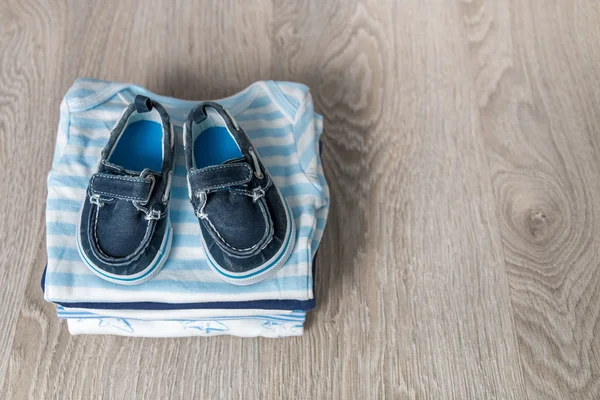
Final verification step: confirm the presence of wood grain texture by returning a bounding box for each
[465,1,600,398]
[269,0,523,398]
[0,0,67,391]
[0,0,598,398]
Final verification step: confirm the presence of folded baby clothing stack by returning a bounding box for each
[42,79,329,338]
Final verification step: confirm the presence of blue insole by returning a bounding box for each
[194,126,242,168]
[109,120,163,172]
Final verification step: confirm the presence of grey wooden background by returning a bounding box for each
[1,0,600,399]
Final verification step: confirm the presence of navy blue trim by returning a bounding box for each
[312,251,317,289]
[54,298,315,311]
[134,95,153,113]
[41,265,47,293]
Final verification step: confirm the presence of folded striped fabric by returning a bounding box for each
[43,79,329,337]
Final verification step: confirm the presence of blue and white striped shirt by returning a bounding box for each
[44,79,329,310]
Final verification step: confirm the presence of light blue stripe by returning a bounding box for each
[246,95,272,109]
[236,110,284,121]
[69,134,109,148]
[296,115,321,170]
[59,154,98,167]
[71,100,125,114]
[52,107,71,168]
[278,81,309,97]
[48,247,81,261]
[244,126,293,138]
[169,209,196,223]
[280,183,320,198]
[65,88,96,100]
[265,163,306,176]
[56,305,305,320]
[56,314,305,323]
[46,224,317,256]
[172,165,187,177]
[49,174,88,189]
[47,198,81,211]
[311,239,321,257]
[170,187,192,199]
[293,107,314,141]
[47,237,312,268]
[70,117,115,131]
[299,148,316,171]
[48,234,206,258]
[56,315,306,323]
[276,82,305,109]
[315,216,327,231]
[253,144,296,157]
[263,82,296,121]
[47,223,76,235]
[317,169,328,193]
[45,272,311,293]
[58,109,70,139]
[289,311,306,316]
[173,234,201,247]
[291,204,315,220]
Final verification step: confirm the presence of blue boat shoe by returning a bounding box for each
[183,102,296,285]
[77,95,175,285]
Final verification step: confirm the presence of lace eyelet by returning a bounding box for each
[251,187,265,203]
[195,190,208,219]
[90,194,105,207]
[144,209,162,220]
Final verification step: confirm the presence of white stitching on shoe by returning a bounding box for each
[188,163,252,176]
[90,194,106,207]
[145,209,162,220]
[90,174,152,202]
[194,191,208,220]
[95,173,149,183]
[251,187,265,203]
[189,164,253,191]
